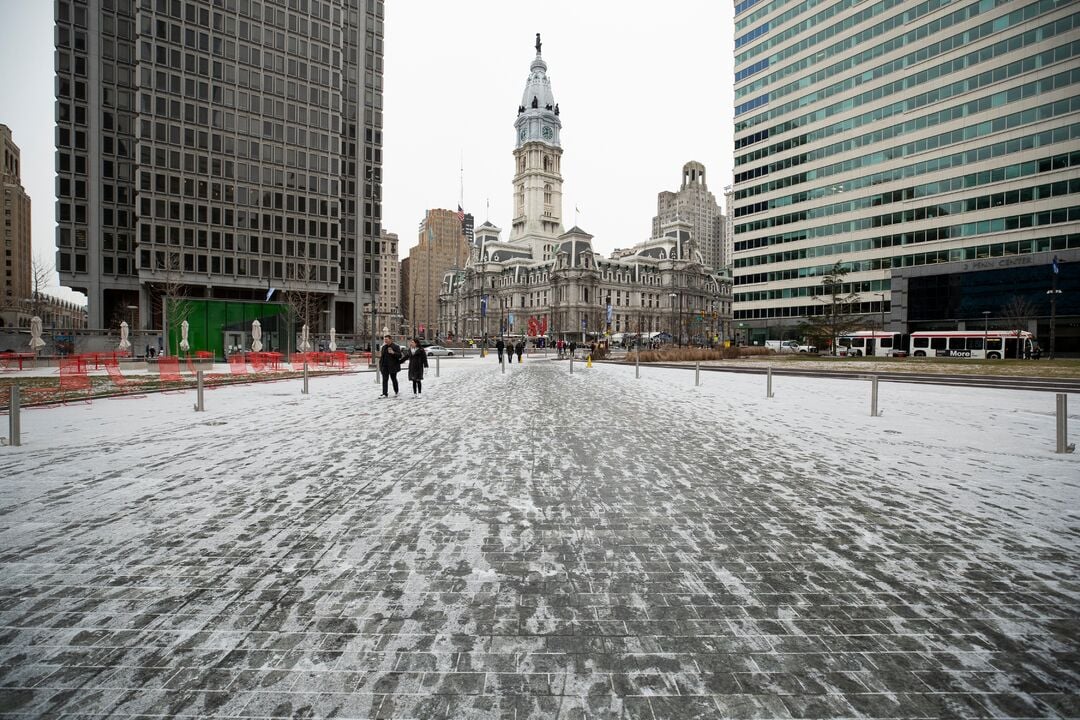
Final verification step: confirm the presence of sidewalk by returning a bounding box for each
[0,358,1076,718]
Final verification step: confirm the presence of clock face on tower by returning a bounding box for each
[541,126,553,140]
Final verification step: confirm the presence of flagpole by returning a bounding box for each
[1048,256,1060,360]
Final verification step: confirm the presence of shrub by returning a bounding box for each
[621,346,767,363]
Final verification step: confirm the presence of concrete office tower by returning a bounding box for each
[54,0,385,332]
[407,208,468,341]
[732,0,1080,342]
[1,125,32,327]
[651,161,725,272]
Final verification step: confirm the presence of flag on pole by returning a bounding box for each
[1052,255,1060,274]
[265,287,276,302]
[456,204,465,224]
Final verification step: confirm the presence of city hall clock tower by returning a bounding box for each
[510,34,564,261]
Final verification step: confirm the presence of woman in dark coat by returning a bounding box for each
[515,340,524,362]
[407,338,429,396]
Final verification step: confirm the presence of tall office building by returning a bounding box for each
[732,0,1080,344]
[1,125,32,327]
[373,229,399,334]
[54,0,384,332]
[651,161,725,271]
[407,208,468,340]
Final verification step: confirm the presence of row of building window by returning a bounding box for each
[738,0,924,87]
[736,66,1078,169]
[736,12,1076,134]
[737,0,1055,101]
[738,151,1079,244]
[737,91,1076,192]
[736,122,1078,205]
[738,208,1080,276]
[737,278,889,303]
[736,230,1080,286]
[745,152,1079,235]
[736,0,955,67]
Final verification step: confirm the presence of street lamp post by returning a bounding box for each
[126,304,139,356]
[982,310,990,359]
[876,292,886,355]
[669,292,677,348]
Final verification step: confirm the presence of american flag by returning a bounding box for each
[456,205,465,224]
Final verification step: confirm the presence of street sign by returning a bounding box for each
[581,319,587,330]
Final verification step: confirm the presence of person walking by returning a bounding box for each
[515,339,524,363]
[496,337,505,363]
[378,334,403,397]
[407,337,429,396]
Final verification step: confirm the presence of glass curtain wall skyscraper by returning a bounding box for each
[732,0,1080,335]
[54,0,384,333]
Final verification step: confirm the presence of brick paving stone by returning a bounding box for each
[0,359,1077,718]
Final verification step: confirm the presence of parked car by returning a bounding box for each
[423,345,454,356]
[797,344,818,353]
[765,340,800,353]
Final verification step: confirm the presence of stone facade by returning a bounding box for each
[651,161,726,272]
[1,124,32,328]
[439,38,732,345]
[360,229,399,337]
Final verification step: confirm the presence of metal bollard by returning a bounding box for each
[767,367,774,398]
[8,385,20,447]
[193,371,205,412]
[635,348,640,379]
[501,357,506,374]
[871,376,881,417]
[695,362,700,387]
[570,356,574,374]
[436,355,440,378]
[302,359,309,394]
[1057,393,1074,453]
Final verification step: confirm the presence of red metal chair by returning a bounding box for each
[24,357,92,406]
[157,356,183,383]
[103,358,148,397]
[228,354,249,376]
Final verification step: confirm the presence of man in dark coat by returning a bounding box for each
[378,334,403,397]
[515,340,524,363]
[496,337,505,362]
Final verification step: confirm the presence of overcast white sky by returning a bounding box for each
[0,0,734,302]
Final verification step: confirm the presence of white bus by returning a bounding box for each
[909,330,1036,360]
[836,331,905,357]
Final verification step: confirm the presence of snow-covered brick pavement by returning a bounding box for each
[0,356,1076,719]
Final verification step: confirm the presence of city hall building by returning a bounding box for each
[438,37,732,345]
[731,0,1080,351]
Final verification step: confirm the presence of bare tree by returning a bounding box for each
[798,261,865,355]
[149,249,192,356]
[281,263,324,354]
[29,254,54,319]
[1000,295,1038,359]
